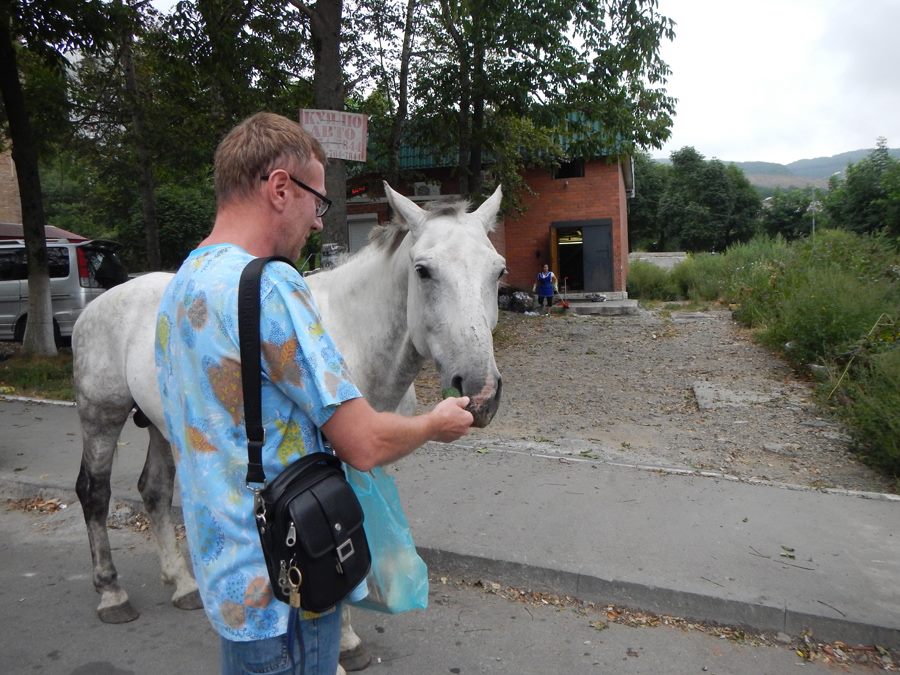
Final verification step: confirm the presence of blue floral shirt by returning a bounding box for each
[155,244,361,641]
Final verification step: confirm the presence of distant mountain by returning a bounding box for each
[655,148,900,190]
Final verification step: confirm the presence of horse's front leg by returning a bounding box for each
[138,423,202,611]
[339,605,372,671]
[75,406,139,623]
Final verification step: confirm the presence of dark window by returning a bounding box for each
[0,250,27,281]
[47,247,70,278]
[553,158,585,179]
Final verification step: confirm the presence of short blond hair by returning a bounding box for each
[213,112,327,205]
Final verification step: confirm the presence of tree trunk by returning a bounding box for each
[122,33,160,271]
[386,0,416,188]
[468,20,485,199]
[439,0,471,196]
[0,9,56,355]
[310,0,348,251]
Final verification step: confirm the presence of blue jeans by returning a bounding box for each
[219,608,342,675]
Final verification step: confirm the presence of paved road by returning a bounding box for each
[0,505,855,675]
[1,396,899,673]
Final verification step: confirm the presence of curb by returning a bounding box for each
[2,472,897,649]
[420,548,900,649]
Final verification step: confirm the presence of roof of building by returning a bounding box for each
[394,115,627,171]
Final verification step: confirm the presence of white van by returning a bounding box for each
[0,238,128,342]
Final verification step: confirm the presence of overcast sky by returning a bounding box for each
[654,0,900,164]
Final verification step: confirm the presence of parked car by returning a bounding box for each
[0,238,129,342]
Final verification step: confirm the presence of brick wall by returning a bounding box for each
[0,149,21,224]
[344,159,630,292]
[503,160,629,292]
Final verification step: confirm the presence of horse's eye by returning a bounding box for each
[415,265,431,280]
[498,267,508,280]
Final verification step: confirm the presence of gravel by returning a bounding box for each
[416,306,896,495]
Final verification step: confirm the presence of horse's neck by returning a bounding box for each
[309,243,423,411]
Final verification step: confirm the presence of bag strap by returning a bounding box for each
[238,255,298,487]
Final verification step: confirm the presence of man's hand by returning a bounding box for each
[429,396,474,442]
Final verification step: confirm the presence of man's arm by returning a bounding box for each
[322,396,474,471]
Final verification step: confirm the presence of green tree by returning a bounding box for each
[67,0,318,269]
[410,0,676,199]
[880,161,900,236]
[0,0,117,354]
[759,187,820,240]
[825,138,899,236]
[628,152,670,250]
[655,147,760,251]
[724,163,761,245]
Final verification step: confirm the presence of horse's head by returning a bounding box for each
[385,182,505,427]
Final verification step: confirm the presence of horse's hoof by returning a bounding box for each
[173,589,203,610]
[339,644,372,671]
[98,602,140,624]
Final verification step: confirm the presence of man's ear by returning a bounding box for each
[263,171,291,211]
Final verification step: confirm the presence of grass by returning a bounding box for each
[0,348,75,401]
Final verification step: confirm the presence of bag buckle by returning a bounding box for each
[337,538,354,563]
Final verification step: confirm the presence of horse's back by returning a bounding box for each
[73,273,174,418]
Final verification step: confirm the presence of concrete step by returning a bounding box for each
[560,290,629,301]
[565,298,639,315]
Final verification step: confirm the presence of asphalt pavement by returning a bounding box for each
[1,396,899,674]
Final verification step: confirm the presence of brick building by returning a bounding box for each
[0,149,22,224]
[345,154,633,295]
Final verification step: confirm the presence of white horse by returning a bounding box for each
[71,183,505,666]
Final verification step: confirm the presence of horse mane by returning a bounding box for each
[367,199,473,254]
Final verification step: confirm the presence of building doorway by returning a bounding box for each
[550,219,613,292]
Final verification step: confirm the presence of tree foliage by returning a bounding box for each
[825,138,900,237]
[630,147,761,252]
[0,0,121,354]
[759,187,821,240]
[7,0,678,275]
[409,0,676,198]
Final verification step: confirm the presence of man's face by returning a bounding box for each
[543,265,549,272]
[282,160,326,259]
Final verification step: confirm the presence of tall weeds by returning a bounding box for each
[628,230,899,477]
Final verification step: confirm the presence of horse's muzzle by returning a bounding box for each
[464,377,502,428]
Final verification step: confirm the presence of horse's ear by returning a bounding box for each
[473,185,502,233]
[384,181,426,233]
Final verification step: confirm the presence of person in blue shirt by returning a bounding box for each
[533,263,558,310]
[155,112,474,675]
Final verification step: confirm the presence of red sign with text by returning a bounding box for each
[300,109,368,162]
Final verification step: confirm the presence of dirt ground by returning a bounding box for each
[415,305,897,495]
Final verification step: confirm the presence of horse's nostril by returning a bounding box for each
[451,376,463,395]
[495,377,502,400]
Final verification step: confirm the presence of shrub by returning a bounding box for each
[626,260,680,300]
[669,253,728,301]
[835,347,900,476]
[758,267,894,367]
[119,182,215,271]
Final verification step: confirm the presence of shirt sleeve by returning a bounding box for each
[257,262,362,428]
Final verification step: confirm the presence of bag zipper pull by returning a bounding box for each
[285,522,296,547]
[278,560,290,596]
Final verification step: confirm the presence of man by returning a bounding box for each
[155,112,473,674]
